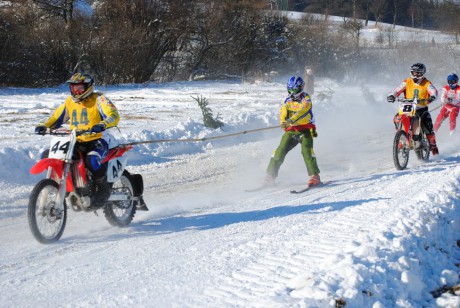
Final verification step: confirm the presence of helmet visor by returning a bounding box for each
[411,71,424,78]
[448,79,458,85]
[70,83,86,96]
[288,88,300,95]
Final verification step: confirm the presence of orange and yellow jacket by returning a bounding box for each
[280,92,316,132]
[40,92,119,142]
[389,77,438,109]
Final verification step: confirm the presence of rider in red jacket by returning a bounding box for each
[434,73,460,135]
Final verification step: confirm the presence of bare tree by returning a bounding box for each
[362,0,371,26]
[342,18,364,53]
[89,0,193,84]
[391,0,401,28]
[351,0,360,20]
[371,0,387,26]
[436,0,460,44]
[32,0,77,24]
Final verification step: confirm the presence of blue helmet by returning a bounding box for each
[447,73,459,90]
[287,76,305,99]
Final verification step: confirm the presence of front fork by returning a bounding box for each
[54,129,77,212]
[54,163,70,212]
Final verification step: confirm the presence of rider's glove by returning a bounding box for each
[90,123,106,134]
[35,125,47,135]
[280,121,291,130]
[387,95,395,103]
[427,96,436,103]
[310,128,318,138]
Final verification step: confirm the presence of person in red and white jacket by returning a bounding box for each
[434,73,460,135]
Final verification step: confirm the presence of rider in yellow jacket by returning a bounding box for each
[387,63,439,155]
[35,73,120,206]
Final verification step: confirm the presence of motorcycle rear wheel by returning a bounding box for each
[104,170,136,227]
[393,130,410,170]
[28,179,67,244]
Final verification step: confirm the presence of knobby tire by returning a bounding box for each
[393,130,410,170]
[28,179,67,244]
[103,170,137,227]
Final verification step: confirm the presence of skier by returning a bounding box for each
[387,63,439,155]
[265,76,321,187]
[34,72,120,207]
[434,73,460,135]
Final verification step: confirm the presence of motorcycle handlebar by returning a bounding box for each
[46,129,91,136]
[396,98,427,103]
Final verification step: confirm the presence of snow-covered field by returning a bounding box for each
[1,76,460,307]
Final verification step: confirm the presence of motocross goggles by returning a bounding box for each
[288,89,303,100]
[70,83,86,96]
[411,71,424,78]
[448,79,458,85]
[288,88,301,95]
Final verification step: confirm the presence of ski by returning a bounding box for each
[290,187,311,194]
[290,181,330,194]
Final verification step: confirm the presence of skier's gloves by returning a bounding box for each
[427,96,436,103]
[280,122,291,130]
[35,125,47,135]
[310,128,318,138]
[90,123,105,134]
[387,95,395,103]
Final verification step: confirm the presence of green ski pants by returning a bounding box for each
[266,130,320,178]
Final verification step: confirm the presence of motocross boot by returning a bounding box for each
[92,175,111,207]
[137,196,149,211]
[412,135,422,149]
[426,134,439,155]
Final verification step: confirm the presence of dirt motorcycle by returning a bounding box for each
[392,89,430,170]
[28,128,147,244]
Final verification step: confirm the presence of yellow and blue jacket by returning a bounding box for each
[40,92,119,142]
[280,92,316,132]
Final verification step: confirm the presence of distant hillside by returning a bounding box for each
[0,2,458,87]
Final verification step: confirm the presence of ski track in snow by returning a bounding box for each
[192,159,460,307]
[1,80,460,307]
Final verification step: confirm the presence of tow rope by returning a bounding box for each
[123,125,280,146]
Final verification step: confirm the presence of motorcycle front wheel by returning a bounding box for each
[393,130,410,170]
[28,179,67,244]
[104,170,136,227]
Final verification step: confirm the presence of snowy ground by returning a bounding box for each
[1,78,460,307]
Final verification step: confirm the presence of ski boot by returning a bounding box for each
[308,174,321,187]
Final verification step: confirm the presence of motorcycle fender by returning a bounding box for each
[30,158,64,177]
[132,174,144,195]
[394,115,411,133]
[107,156,128,182]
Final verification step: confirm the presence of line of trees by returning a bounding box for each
[0,0,459,87]
[286,0,460,32]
